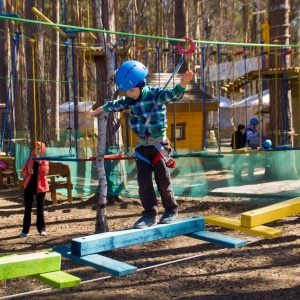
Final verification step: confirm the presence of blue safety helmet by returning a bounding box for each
[250,118,259,125]
[116,60,148,92]
[263,139,272,148]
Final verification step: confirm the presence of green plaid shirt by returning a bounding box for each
[103,84,186,137]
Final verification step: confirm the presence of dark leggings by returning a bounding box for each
[22,188,46,234]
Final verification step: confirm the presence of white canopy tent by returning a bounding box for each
[230,90,270,131]
[230,89,270,108]
[47,101,97,136]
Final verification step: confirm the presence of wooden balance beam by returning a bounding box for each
[205,215,283,238]
[53,245,137,277]
[0,252,80,288]
[53,216,248,277]
[240,197,300,228]
[0,252,61,280]
[187,230,247,248]
[71,216,205,257]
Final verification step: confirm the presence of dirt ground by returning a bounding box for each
[0,176,300,300]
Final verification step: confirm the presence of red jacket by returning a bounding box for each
[22,142,49,193]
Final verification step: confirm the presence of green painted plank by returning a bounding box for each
[187,230,247,248]
[32,271,81,288]
[54,245,137,276]
[0,252,61,280]
[71,216,205,256]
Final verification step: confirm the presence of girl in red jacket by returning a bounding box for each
[19,142,49,237]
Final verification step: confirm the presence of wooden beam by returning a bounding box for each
[0,252,61,280]
[32,271,81,288]
[241,197,300,228]
[205,215,282,238]
[187,230,247,248]
[71,216,205,256]
[54,245,137,277]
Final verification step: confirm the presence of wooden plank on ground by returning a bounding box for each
[53,245,137,277]
[241,197,300,228]
[71,216,205,256]
[32,271,81,288]
[205,215,282,238]
[187,230,247,248]
[0,252,61,280]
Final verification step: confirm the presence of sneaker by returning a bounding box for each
[40,231,47,236]
[159,211,178,224]
[134,216,157,229]
[19,232,30,238]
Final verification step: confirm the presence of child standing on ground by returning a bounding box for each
[89,60,193,229]
[19,141,49,237]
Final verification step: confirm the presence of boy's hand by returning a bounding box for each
[180,71,193,88]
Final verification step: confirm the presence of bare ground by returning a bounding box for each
[0,180,300,300]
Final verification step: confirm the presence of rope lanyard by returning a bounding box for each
[121,38,131,156]
[64,40,73,155]
[170,40,177,155]
[30,38,37,149]
[283,47,289,145]
[0,33,20,155]
[141,37,195,138]
[243,46,249,146]
[201,45,207,150]
[8,34,21,155]
[70,35,79,159]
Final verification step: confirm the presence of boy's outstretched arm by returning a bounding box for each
[180,71,193,88]
[88,106,104,117]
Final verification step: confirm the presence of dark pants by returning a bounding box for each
[22,187,46,234]
[136,141,178,218]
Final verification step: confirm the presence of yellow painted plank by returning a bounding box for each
[241,198,300,228]
[204,215,282,239]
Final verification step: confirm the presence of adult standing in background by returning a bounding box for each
[231,124,246,182]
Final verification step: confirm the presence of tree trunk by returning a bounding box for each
[50,0,60,142]
[92,0,118,233]
[266,0,297,180]
[174,0,187,73]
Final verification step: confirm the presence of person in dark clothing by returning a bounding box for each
[19,142,49,237]
[231,124,246,182]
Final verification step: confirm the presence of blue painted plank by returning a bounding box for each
[53,245,137,277]
[71,216,205,256]
[187,230,247,248]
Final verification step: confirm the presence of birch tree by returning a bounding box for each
[92,0,116,233]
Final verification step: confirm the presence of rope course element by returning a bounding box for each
[0,32,21,156]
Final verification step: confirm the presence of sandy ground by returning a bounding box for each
[0,177,300,299]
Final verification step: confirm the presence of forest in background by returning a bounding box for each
[0,0,300,147]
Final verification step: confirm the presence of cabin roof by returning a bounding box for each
[147,73,216,105]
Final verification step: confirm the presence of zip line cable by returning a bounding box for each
[0,14,299,49]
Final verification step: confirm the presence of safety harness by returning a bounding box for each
[135,135,176,168]
[134,37,195,168]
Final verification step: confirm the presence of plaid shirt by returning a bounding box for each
[103,84,186,137]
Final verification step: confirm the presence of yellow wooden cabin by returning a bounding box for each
[119,73,218,152]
